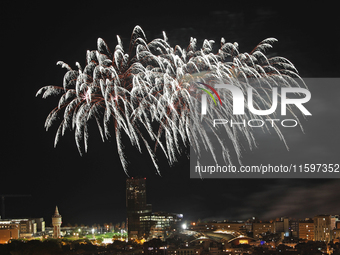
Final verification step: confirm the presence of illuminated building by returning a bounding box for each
[167,247,202,255]
[126,178,183,240]
[314,215,331,242]
[283,218,289,237]
[332,229,340,242]
[33,218,45,233]
[0,221,19,244]
[299,220,314,241]
[141,211,183,239]
[228,236,256,246]
[126,178,152,239]
[331,215,339,230]
[52,206,62,238]
[213,222,246,234]
[189,222,246,234]
[0,218,45,241]
[252,223,273,239]
[16,219,35,238]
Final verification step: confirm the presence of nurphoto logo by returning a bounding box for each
[200,82,312,128]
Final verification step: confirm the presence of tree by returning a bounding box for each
[96,237,103,245]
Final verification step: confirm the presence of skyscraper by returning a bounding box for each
[52,206,62,238]
[126,178,152,240]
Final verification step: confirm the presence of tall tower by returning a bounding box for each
[126,178,152,240]
[52,206,62,238]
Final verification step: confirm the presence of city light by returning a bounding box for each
[0,179,338,253]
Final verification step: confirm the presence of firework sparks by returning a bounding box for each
[36,26,305,175]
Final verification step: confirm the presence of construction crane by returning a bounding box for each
[1,194,32,219]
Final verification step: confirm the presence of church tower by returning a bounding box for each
[52,206,62,238]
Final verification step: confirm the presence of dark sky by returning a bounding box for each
[1,1,339,227]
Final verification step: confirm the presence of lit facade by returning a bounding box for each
[252,223,274,239]
[126,178,182,240]
[0,217,45,241]
[34,218,45,233]
[142,211,183,240]
[314,215,331,242]
[299,221,314,241]
[189,222,246,234]
[167,247,202,255]
[18,219,34,237]
[0,221,19,244]
[331,216,338,230]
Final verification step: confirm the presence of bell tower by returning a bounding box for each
[52,206,62,238]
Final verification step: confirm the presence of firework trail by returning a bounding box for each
[36,26,305,175]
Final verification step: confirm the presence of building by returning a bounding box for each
[33,218,45,233]
[289,220,299,238]
[299,221,314,241]
[0,221,19,244]
[167,247,202,255]
[314,215,331,242]
[228,236,256,246]
[189,222,246,234]
[126,178,183,240]
[331,216,339,229]
[0,217,45,241]
[332,229,340,241]
[126,178,152,240]
[144,211,183,239]
[52,206,62,238]
[283,218,289,237]
[252,223,274,239]
[274,221,284,234]
[14,219,35,238]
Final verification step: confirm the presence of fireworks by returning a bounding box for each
[36,26,305,174]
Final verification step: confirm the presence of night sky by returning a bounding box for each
[2,1,339,227]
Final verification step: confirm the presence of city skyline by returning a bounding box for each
[2,1,340,229]
[1,178,339,245]
[1,201,340,244]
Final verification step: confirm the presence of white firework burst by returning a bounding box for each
[36,25,305,175]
